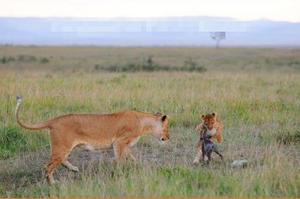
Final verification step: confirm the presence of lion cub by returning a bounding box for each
[193,112,223,164]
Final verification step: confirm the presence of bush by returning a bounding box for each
[18,55,37,62]
[95,56,206,73]
[40,57,50,63]
[94,64,100,71]
[0,56,15,64]
[277,130,300,145]
[0,55,50,64]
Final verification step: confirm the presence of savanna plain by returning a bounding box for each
[0,46,299,197]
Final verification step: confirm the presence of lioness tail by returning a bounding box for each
[15,96,50,130]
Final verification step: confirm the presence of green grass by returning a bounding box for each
[0,46,299,197]
[0,125,48,159]
[6,158,300,197]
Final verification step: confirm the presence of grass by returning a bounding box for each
[0,46,299,197]
[0,125,48,159]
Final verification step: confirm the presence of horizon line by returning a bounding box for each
[1,15,299,23]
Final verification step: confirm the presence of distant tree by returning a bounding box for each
[145,56,154,67]
[210,32,226,48]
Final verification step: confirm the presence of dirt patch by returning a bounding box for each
[0,143,187,191]
[0,141,210,193]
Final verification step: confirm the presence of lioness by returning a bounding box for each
[15,96,169,184]
[193,112,223,164]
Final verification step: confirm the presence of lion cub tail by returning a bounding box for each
[15,96,50,130]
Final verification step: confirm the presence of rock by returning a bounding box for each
[231,159,248,168]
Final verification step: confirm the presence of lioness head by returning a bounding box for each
[154,113,169,143]
[201,112,217,130]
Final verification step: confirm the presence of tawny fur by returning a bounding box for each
[15,97,169,184]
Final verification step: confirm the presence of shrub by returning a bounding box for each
[94,64,100,71]
[18,55,37,62]
[95,56,206,73]
[0,56,15,64]
[277,130,300,145]
[1,55,50,64]
[40,57,50,63]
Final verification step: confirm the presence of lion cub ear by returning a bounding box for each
[201,115,205,119]
[212,112,217,118]
[161,115,168,122]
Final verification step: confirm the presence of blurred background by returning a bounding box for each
[0,0,300,47]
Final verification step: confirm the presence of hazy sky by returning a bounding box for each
[0,0,299,22]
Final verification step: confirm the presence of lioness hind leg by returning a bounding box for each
[46,155,63,185]
[113,141,128,161]
[61,145,79,172]
[46,148,74,184]
[46,132,74,184]
[62,160,79,172]
[126,148,137,161]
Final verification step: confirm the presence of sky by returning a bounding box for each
[0,0,299,22]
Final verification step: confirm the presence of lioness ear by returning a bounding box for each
[161,115,167,122]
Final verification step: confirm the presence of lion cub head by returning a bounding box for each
[201,112,217,131]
